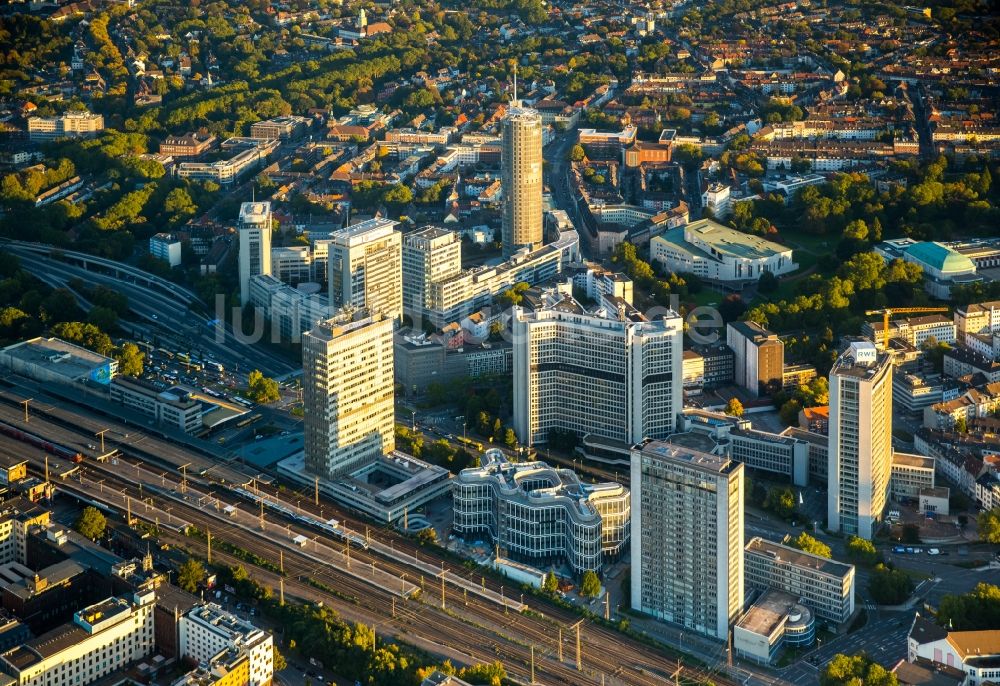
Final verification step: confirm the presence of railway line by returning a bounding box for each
[0,383,735,685]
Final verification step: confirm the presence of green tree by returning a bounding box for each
[580,570,601,598]
[542,571,559,594]
[937,583,1000,631]
[954,416,968,433]
[75,506,107,540]
[763,486,796,519]
[978,508,1000,543]
[116,342,144,377]
[821,653,898,686]
[177,557,207,593]
[868,564,913,605]
[246,370,280,403]
[458,662,506,686]
[790,532,832,558]
[724,397,744,417]
[503,427,517,449]
[757,270,779,294]
[568,144,585,162]
[272,645,287,672]
[415,527,438,546]
[846,535,879,565]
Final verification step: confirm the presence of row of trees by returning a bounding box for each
[394,425,477,471]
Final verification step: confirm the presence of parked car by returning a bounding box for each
[928,548,940,555]
[905,547,915,554]
[893,546,906,553]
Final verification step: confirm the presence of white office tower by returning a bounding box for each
[328,218,403,321]
[303,309,395,478]
[828,341,893,540]
[631,442,744,640]
[402,227,462,319]
[501,104,544,257]
[238,202,273,304]
[512,300,683,446]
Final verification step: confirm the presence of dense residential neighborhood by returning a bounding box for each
[0,0,998,685]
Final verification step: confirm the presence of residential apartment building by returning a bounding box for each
[402,227,462,318]
[782,364,817,391]
[171,648,249,686]
[501,104,544,256]
[744,537,856,629]
[303,310,394,479]
[109,377,203,434]
[179,604,274,686]
[0,498,50,567]
[238,202,273,305]
[27,111,104,141]
[150,233,183,268]
[512,300,683,447]
[327,218,403,322]
[828,341,894,540]
[452,451,629,575]
[728,321,785,397]
[0,592,156,686]
[631,442,744,640]
[955,300,1000,341]
[908,615,1000,686]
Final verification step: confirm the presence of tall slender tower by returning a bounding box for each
[631,442,744,640]
[238,202,272,304]
[501,69,543,257]
[302,309,395,478]
[828,341,893,540]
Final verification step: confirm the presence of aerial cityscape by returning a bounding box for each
[0,0,997,684]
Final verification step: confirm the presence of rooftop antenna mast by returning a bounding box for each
[512,63,519,107]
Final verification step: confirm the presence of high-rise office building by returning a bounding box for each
[402,227,462,319]
[827,340,893,540]
[238,202,273,304]
[727,321,784,397]
[512,300,683,446]
[303,309,395,478]
[501,104,543,257]
[631,442,744,640]
[328,218,403,321]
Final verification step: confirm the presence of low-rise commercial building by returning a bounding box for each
[0,338,117,386]
[250,116,310,141]
[734,589,814,665]
[159,133,217,157]
[453,451,629,575]
[890,453,936,501]
[744,537,855,630]
[109,377,203,434]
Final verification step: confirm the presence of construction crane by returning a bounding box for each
[865,307,949,350]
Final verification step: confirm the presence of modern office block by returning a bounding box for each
[303,309,395,478]
[501,104,544,257]
[512,300,683,446]
[238,202,273,305]
[828,341,894,539]
[631,442,744,640]
[402,227,462,318]
[727,321,784,397]
[328,218,402,321]
[744,536,856,629]
[452,450,629,575]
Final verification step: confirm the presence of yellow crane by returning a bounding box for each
[865,307,949,350]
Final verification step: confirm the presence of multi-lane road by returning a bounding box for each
[3,241,295,379]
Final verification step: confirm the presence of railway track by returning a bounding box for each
[0,386,734,685]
